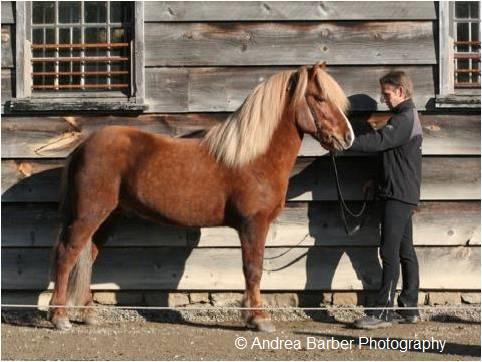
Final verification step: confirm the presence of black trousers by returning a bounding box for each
[368,199,420,320]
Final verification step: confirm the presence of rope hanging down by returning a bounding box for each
[330,152,370,236]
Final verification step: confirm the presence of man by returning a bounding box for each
[350,71,423,329]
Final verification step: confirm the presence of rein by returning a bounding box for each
[330,151,370,236]
[307,102,370,235]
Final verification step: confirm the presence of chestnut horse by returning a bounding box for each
[49,63,354,332]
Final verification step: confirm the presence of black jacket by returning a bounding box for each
[350,99,423,205]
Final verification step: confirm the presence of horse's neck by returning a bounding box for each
[263,113,303,178]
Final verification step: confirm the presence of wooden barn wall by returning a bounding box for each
[1,2,480,294]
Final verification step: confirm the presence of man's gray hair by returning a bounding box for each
[379,71,414,98]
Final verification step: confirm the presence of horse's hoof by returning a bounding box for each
[83,315,100,326]
[248,319,276,333]
[51,316,72,331]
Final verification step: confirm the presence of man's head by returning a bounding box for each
[379,71,413,110]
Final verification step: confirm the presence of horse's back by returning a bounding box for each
[78,126,230,226]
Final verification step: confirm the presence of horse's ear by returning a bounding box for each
[316,61,327,69]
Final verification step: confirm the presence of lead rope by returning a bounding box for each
[330,151,371,236]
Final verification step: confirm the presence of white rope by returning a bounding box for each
[2,304,480,311]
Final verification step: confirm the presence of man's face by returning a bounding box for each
[380,84,406,110]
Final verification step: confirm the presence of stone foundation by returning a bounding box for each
[4,290,477,309]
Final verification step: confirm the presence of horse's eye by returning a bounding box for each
[315,95,325,102]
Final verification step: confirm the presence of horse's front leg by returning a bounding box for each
[239,217,276,332]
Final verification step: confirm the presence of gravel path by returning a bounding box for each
[2,307,480,360]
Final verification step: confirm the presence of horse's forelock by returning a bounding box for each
[315,69,350,113]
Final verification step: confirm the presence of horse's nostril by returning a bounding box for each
[346,132,353,144]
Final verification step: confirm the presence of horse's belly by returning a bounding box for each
[153,192,227,227]
[124,179,228,227]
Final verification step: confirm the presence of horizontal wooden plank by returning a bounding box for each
[1,25,13,68]
[2,157,480,202]
[1,1,14,24]
[145,66,435,112]
[288,157,481,201]
[2,202,479,247]
[145,2,436,21]
[2,112,479,158]
[2,247,480,290]
[144,22,436,66]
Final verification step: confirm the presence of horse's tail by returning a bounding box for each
[66,241,93,307]
[51,144,93,307]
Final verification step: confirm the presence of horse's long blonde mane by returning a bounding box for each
[202,65,349,168]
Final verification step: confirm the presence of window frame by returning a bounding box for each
[13,1,145,112]
[437,1,480,108]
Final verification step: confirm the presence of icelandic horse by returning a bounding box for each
[49,63,354,332]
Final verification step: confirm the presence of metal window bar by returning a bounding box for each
[30,1,131,92]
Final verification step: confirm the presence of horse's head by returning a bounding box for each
[291,63,354,151]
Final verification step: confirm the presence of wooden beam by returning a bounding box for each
[2,202,479,247]
[2,113,480,158]
[2,157,480,202]
[2,247,479,290]
[144,66,436,112]
[144,2,436,21]
[144,22,436,66]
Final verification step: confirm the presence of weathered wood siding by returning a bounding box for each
[1,2,480,295]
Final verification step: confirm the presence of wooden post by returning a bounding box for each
[134,1,145,106]
[439,1,454,96]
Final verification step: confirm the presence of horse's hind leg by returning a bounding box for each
[81,215,117,325]
[239,216,275,332]
[50,212,114,330]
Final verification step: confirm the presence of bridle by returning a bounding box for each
[307,98,371,236]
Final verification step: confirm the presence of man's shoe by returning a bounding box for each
[392,312,420,324]
[354,315,392,330]
[402,315,420,324]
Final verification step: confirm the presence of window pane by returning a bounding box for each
[110,1,123,23]
[469,2,479,19]
[59,28,71,44]
[85,27,108,43]
[457,59,470,83]
[59,2,81,24]
[45,29,55,45]
[32,2,55,24]
[472,22,480,41]
[474,60,481,84]
[32,29,44,45]
[456,23,469,52]
[455,2,470,18]
[85,2,107,23]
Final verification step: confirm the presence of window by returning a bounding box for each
[12,1,145,111]
[438,1,481,107]
[453,1,480,90]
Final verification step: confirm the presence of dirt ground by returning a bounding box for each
[2,308,480,360]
